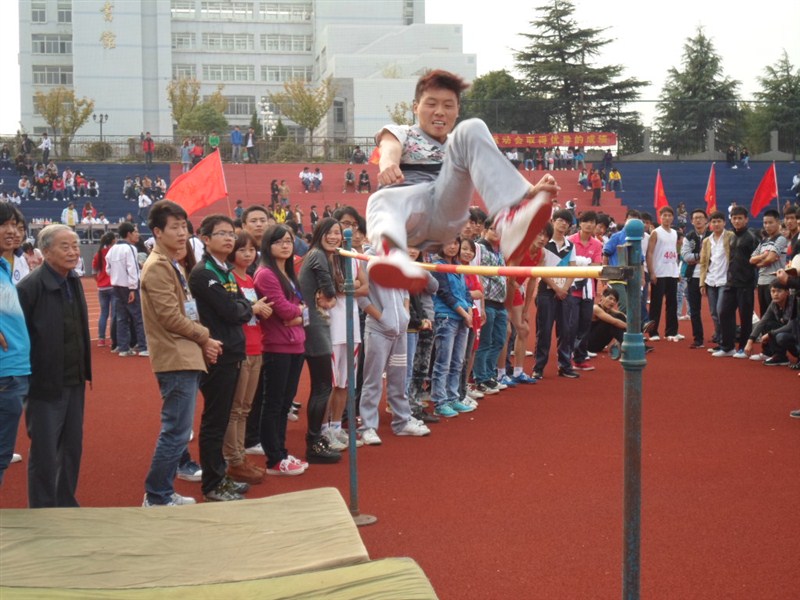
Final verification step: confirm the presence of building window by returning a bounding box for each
[32,34,73,54]
[201,33,254,51]
[202,95,256,116]
[172,64,197,79]
[171,32,196,49]
[170,0,195,19]
[31,2,46,23]
[259,3,312,21]
[200,1,254,20]
[32,65,73,85]
[202,64,255,82]
[261,34,312,53]
[261,65,312,83]
[333,100,345,125]
[57,2,72,23]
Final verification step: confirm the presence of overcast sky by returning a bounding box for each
[1,0,797,132]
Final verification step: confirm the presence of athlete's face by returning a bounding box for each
[414,87,459,144]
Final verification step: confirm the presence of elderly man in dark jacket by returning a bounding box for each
[17,224,91,507]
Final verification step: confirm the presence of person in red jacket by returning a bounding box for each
[590,168,603,207]
[142,132,155,169]
[92,232,116,348]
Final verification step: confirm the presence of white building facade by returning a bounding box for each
[19,0,476,140]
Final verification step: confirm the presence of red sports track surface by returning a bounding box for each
[2,279,798,600]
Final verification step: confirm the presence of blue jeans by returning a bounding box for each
[431,316,468,406]
[114,287,147,352]
[473,304,508,383]
[97,287,115,340]
[0,375,29,484]
[705,285,724,344]
[145,370,201,505]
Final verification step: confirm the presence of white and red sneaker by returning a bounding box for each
[496,191,552,263]
[367,246,428,293]
[266,458,306,476]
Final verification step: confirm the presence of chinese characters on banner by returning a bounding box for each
[491,133,617,148]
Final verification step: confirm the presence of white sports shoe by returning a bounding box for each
[10,453,21,464]
[245,443,265,455]
[395,419,431,437]
[361,428,383,445]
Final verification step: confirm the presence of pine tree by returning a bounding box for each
[653,27,740,155]
[460,70,549,133]
[513,0,647,133]
[753,50,800,156]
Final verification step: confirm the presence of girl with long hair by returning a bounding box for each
[92,231,116,347]
[254,225,308,476]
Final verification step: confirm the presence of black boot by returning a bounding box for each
[306,436,341,464]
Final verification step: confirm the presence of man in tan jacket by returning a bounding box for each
[140,200,222,507]
[699,210,734,350]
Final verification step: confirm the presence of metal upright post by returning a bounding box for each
[342,229,377,527]
[619,218,646,600]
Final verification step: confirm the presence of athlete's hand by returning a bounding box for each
[529,173,560,198]
[378,163,405,187]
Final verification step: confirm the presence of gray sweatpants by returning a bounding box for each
[366,118,532,251]
[359,330,411,433]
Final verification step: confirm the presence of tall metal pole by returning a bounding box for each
[619,218,646,600]
[342,229,377,526]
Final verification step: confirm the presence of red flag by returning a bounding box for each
[750,163,779,216]
[654,169,669,221]
[368,147,381,165]
[165,150,227,216]
[704,163,717,214]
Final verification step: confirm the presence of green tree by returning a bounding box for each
[249,111,263,137]
[653,27,741,155]
[753,50,800,156]
[166,78,201,126]
[206,84,228,116]
[386,101,415,126]
[178,103,228,136]
[514,0,647,133]
[460,70,549,132]
[33,86,94,156]
[270,77,336,142]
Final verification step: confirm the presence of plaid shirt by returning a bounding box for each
[478,239,506,303]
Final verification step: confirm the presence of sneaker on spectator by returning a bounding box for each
[395,419,431,436]
[707,346,722,353]
[466,385,484,399]
[674,334,685,340]
[748,353,764,361]
[732,349,747,358]
[461,396,479,409]
[689,342,705,349]
[531,370,544,380]
[361,428,383,445]
[711,349,735,358]
[97,339,105,347]
[176,460,202,482]
[488,378,507,391]
[412,406,440,424]
[557,368,580,379]
[266,458,306,476]
[790,409,800,419]
[170,493,196,505]
[288,455,309,470]
[118,349,137,357]
[434,403,459,418]
[452,400,476,413]
[10,453,21,464]
[334,427,364,448]
[245,443,265,455]
[666,335,681,342]
[204,480,243,502]
[306,437,341,464]
[138,350,150,357]
[143,493,176,507]
[287,402,300,422]
[572,361,595,371]
[649,335,661,342]
[512,372,538,384]
[764,356,790,366]
[324,429,347,451]
[222,476,250,495]
[498,374,517,387]
[110,346,119,353]
[586,351,598,358]
[474,382,499,396]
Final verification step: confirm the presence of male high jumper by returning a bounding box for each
[366,70,559,291]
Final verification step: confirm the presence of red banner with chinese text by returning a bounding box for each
[492,132,617,148]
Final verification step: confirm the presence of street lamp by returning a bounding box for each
[259,97,276,139]
[92,113,109,142]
